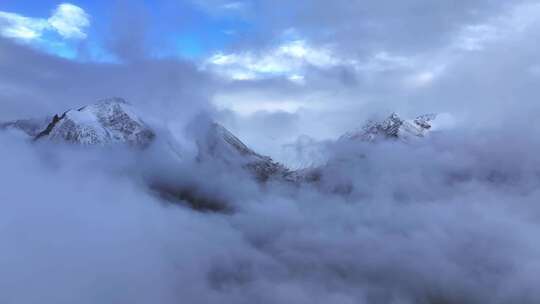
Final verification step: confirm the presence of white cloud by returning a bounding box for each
[192,0,250,16]
[288,74,305,84]
[48,3,90,40]
[205,39,430,83]
[213,91,306,115]
[0,12,49,40]
[221,1,247,10]
[205,40,345,80]
[403,65,446,89]
[455,24,501,51]
[357,51,414,72]
[0,3,90,41]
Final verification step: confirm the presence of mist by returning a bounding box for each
[2,1,540,303]
[1,108,540,304]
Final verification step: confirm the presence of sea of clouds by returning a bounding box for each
[2,0,540,301]
[1,115,540,304]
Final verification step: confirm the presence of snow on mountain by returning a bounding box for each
[282,113,443,190]
[195,113,441,184]
[340,112,437,142]
[197,122,298,182]
[1,98,444,191]
[1,97,295,182]
[1,98,155,147]
[33,98,155,147]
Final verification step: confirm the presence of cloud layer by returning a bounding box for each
[2,107,540,303]
[2,1,540,303]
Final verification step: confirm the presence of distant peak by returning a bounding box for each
[201,122,258,158]
[341,112,438,142]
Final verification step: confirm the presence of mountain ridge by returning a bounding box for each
[340,112,437,142]
[1,98,439,188]
[2,98,155,147]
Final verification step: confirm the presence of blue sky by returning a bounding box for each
[0,0,251,60]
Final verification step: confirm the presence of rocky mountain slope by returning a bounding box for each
[197,122,298,182]
[1,98,297,183]
[290,112,441,187]
[36,98,155,147]
[2,98,155,147]
[340,113,437,142]
[1,99,438,193]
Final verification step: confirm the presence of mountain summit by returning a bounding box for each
[1,98,444,209]
[197,122,296,182]
[340,113,437,142]
[1,99,440,186]
[3,98,155,147]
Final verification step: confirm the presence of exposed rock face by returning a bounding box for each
[2,98,155,147]
[33,98,155,147]
[292,113,440,190]
[37,98,155,147]
[194,113,439,184]
[340,113,437,142]
[197,123,297,182]
[1,100,441,193]
[1,101,447,210]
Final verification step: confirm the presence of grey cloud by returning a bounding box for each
[241,0,532,55]
[0,37,214,128]
[211,0,540,150]
[3,1,540,303]
[3,105,540,303]
[105,1,149,62]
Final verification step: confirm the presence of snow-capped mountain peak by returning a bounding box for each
[203,122,262,160]
[197,122,296,182]
[1,97,155,147]
[35,98,155,146]
[340,112,438,142]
